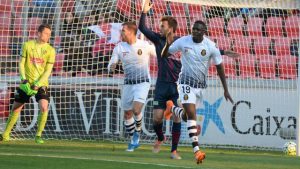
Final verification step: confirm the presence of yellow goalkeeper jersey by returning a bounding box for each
[20,40,56,87]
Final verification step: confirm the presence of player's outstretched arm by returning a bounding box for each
[138,0,160,43]
[223,50,240,58]
[216,64,234,104]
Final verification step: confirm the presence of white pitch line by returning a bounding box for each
[0,152,200,169]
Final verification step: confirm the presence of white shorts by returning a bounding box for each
[178,84,205,107]
[121,82,151,111]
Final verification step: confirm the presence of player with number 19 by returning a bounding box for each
[162,20,234,164]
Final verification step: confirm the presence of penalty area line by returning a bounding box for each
[0,152,198,169]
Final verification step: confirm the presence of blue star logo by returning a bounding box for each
[196,97,225,136]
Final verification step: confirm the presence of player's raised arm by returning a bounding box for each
[107,46,120,73]
[138,0,160,43]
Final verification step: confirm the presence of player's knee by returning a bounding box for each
[132,108,142,116]
[186,112,196,120]
[173,116,181,123]
[124,111,133,120]
[40,107,48,112]
[153,116,163,125]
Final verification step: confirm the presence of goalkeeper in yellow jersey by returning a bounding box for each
[0,24,55,144]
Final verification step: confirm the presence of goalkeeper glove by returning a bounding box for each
[19,80,38,96]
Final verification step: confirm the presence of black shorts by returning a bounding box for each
[153,81,178,109]
[14,87,50,103]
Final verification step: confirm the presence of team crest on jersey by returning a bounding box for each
[201,49,206,56]
[122,52,129,57]
[137,49,142,55]
[184,94,189,100]
[42,49,47,55]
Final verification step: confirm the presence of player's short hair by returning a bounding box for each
[161,16,178,33]
[122,22,138,35]
[38,24,52,33]
[193,20,207,31]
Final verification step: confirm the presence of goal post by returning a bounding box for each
[0,0,299,154]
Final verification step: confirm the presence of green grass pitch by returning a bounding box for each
[0,140,299,169]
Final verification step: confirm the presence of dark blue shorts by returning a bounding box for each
[153,81,178,109]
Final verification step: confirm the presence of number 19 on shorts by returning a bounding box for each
[182,85,190,94]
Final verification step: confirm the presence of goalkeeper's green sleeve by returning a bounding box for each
[35,63,54,87]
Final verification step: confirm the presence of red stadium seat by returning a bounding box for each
[13,0,24,16]
[0,0,11,12]
[208,64,217,77]
[285,15,300,38]
[0,12,11,30]
[265,17,284,37]
[0,88,10,118]
[0,47,10,56]
[12,17,22,36]
[149,55,158,76]
[54,36,61,47]
[116,0,131,17]
[188,4,203,18]
[0,34,10,56]
[152,0,167,17]
[247,17,263,37]
[222,56,236,78]
[228,17,244,37]
[53,53,65,72]
[253,37,272,56]
[61,0,75,12]
[214,36,231,51]
[277,55,297,79]
[238,55,257,78]
[28,17,43,39]
[274,37,291,56]
[0,28,10,37]
[258,55,276,79]
[232,36,251,54]
[208,17,224,37]
[175,17,188,35]
[190,16,206,26]
[135,0,143,14]
[169,2,186,16]
[92,38,106,57]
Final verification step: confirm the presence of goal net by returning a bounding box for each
[0,0,299,151]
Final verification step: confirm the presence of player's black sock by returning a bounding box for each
[187,120,199,153]
[172,106,184,120]
[134,113,143,132]
[153,122,164,141]
[124,118,135,137]
[171,122,181,152]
